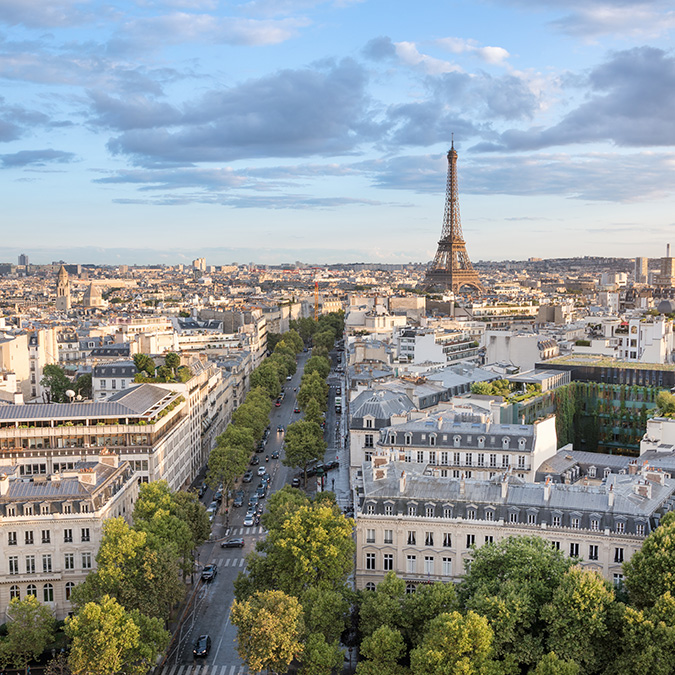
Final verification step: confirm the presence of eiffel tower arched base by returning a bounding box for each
[423,268,485,294]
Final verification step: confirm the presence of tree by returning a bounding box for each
[301,633,343,675]
[305,355,331,380]
[298,370,329,412]
[313,328,336,352]
[164,352,180,375]
[404,581,459,647]
[541,568,617,673]
[231,590,304,674]
[207,443,249,506]
[291,317,318,343]
[359,572,407,639]
[656,390,675,416]
[304,397,324,427]
[40,364,72,403]
[471,381,494,396]
[251,360,282,399]
[283,420,326,485]
[74,372,92,399]
[0,595,55,672]
[172,489,211,549]
[133,353,155,377]
[156,364,173,381]
[267,332,284,353]
[409,611,498,675]
[301,586,350,644]
[624,511,675,608]
[530,653,579,675]
[262,485,311,532]
[284,329,304,353]
[66,595,169,675]
[357,625,408,675]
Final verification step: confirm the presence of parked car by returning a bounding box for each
[243,513,255,527]
[233,494,244,508]
[201,564,217,582]
[275,399,282,407]
[286,375,293,381]
[242,471,253,482]
[193,635,211,658]
[325,460,340,470]
[221,538,245,549]
[292,477,301,487]
[198,484,207,498]
[250,456,260,466]
[208,500,219,512]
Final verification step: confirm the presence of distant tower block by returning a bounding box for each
[55,265,71,311]
[424,140,484,294]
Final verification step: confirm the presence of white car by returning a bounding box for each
[257,466,267,476]
[243,513,255,527]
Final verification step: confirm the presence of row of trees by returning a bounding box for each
[133,352,192,383]
[352,516,675,675]
[205,329,305,502]
[0,482,210,674]
[231,487,355,674]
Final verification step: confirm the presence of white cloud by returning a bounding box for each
[394,41,462,75]
[436,37,510,66]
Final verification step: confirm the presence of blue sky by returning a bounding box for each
[1,0,674,265]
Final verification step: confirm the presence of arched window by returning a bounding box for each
[477,437,485,449]
[9,585,20,600]
[364,582,376,592]
[65,582,75,601]
[405,583,416,594]
[405,433,412,446]
[26,584,37,597]
[429,434,436,446]
[502,437,510,449]
[518,438,526,450]
[43,583,54,602]
[453,435,461,448]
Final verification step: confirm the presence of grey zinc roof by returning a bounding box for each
[351,390,414,421]
[93,361,137,377]
[107,383,176,414]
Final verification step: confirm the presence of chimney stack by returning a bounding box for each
[399,470,406,494]
[608,483,614,508]
[544,477,551,501]
[501,474,509,499]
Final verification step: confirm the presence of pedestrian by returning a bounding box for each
[332,479,335,490]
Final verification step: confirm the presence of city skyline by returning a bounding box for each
[2,0,674,265]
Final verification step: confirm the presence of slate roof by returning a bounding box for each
[93,361,137,378]
[351,389,414,423]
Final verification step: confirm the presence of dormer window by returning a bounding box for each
[477,437,485,449]
[502,437,510,449]
[365,417,373,429]
[453,435,461,448]
[518,438,526,450]
[588,466,597,478]
[405,434,412,446]
[429,434,436,446]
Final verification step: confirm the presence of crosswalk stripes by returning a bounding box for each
[212,557,247,568]
[155,665,249,675]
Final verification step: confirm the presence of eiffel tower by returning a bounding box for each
[424,139,484,294]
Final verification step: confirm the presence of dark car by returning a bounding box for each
[292,477,301,487]
[201,564,217,582]
[221,537,245,549]
[198,484,207,498]
[250,456,260,466]
[294,407,301,413]
[233,494,244,507]
[271,449,280,459]
[325,460,340,470]
[256,486,267,499]
[193,635,211,658]
[277,425,284,433]
[242,471,253,482]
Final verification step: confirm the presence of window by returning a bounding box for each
[42,554,52,573]
[24,505,33,516]
[614,547,624,563]
[429,435,436,447]
[404,450,412,462]
[441,452,448,465]
[453,452,460,465]
[552,515,561,528]
[82,552,92,569]
[81,503,89,513]
[636,524,645,536]
[384,530,393,544]
[366,529,375,543]
[25,530,34,545]
[489,454,497,468]
[477,453,485,467]
[406,555,417,574]
[8,532,17,546]
[485,510,494,522]
[429,451,436,465]
[425,532,434,546]
[365,582,376,591]
[478,436,485,449]
[443,507,452,519]
[466,534,475,548]
[100,379,106,388]
[571,517,581,529]
[484,535,494,544]
[502,437,510,449]
[443,533,452,548]
[509,512,518,523]
[425,506,434,518]
[364,434,374,448]
[26,555,36,574]
[65,582,75,601]
[366,553,376,570]
[64,529,73,543]
[528,513,537,525]
[26,584,37,597]
[424,556,434,575]
[406,584,416,594]
[467,509,476,520]
[405,434,412,446]
[589,545,599,561]
[383,554,394,571]
[551,541,560,550]
[616,522,625,534]
[417,451,424,464]
[366,504,375,515]
[365,418,373,428]
[81,528,90,542]
[591,519,599,531]
[453,435,461,448]
[65,553,75,570]
[41,530,51,544]
[613,573,624,587]
[502,455,509,468]
[43,583,54,602]
[41,504,50,515]
[465,453,472,466]
[570,543,579,558]
[384,505,393,516]
[442,557,452,576]
[407,531,416,546]
[408,504,417,516]
[518,455,526,469]
[8,556,19,575]
[9,585,20,600]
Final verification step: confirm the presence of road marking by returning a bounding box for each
[166,665,177,675]
[213,602,234,663]
[223,558,231,567]
[228,666,237,675]
[239,558,245,567]
[176,665,185,675]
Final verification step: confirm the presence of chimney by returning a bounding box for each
[628,460,638,475]
[501,474,508,499]
[460,474,466,495]
[544,477,551,501]
[399,470,406,494]
[99,447,119,468]
[0,473,9,496]
[608,483,614,508]
[668,243,671,258]
[78,468,97,486]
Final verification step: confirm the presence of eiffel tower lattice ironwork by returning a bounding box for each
[424,140,484,294]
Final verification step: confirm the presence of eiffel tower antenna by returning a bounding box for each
[423,139,484,294]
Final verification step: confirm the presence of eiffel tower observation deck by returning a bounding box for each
[424,140,484,294]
